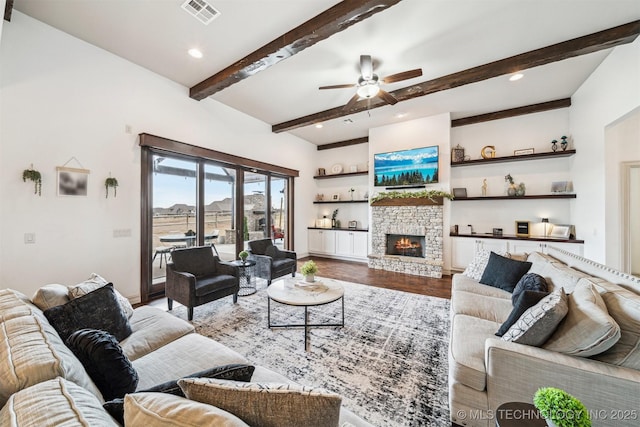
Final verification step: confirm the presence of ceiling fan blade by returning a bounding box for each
[381,68,423,84]
[377,89,398,105]
[319,83,356,90]
[360,55,373,80]
[343,93,362,111]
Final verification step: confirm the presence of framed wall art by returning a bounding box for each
[550,224,572,239]
[57,166,90,197]
[515,220,530,237]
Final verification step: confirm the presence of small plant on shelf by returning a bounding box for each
[22,166,42,196]
[533,387,591,427]
[105,177,119,198]
[300,260,319,282]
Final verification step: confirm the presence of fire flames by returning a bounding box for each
[394,237,421,250]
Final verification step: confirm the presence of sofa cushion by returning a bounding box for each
[179,378,342,427]
[587,278,640,369]
[496,290,549,337]
[31,283,70,311]
[120,306,195,361]
[452,274,512,299]
[544,281,620,357]
[44,283,132,343]
[124,392,249,427]
[511,273,548,304]
[132,334,249,390]
[66,329,139,401]
[0,315,102,406]
[0,289,43,322]
[451,290,514,322]
[449,314,501,391]
[0,377,118,426]
[479,252,532,292]
[69,273,134,319]
[527,252,591,293]
[463,249,507,281]
[501,289,568,346]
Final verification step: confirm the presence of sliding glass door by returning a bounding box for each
[203,164,236,261]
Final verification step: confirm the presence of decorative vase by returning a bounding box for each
[551,140,558,152]
[240,257,247,264]
[515,183,526,196]
[305,274,315,283]
[507,184,517,196]
[561,136,568,151]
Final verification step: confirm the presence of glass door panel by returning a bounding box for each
[270,176,288,249]
[204,163,236,261]
[243,172,268,246]
[151,155,197,283]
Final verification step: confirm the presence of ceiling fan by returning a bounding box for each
[319,55,422,110]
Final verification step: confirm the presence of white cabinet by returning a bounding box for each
[308,229,336,254]
[308,229,368,262]
[450,236,584,270]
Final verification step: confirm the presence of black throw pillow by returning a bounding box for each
[479,252,532,293]
[44,283,132,342]
[495,290,550,336]
[511,273,549,305]
[66,328,139,401]
[102,363,255,424]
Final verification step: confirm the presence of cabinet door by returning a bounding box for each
[477,238,508,254]
[451,238,476,270]
[335,231,352,256]
[322,230,336,254]
[352,232,368,257]
[308,230,324,253]
[508,240,543,256]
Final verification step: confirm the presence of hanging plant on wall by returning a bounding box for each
[105,176,119,198]
[22,166,42,196]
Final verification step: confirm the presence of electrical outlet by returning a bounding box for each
[24,233,36,244]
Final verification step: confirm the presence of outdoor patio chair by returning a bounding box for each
[166,246,239,321]
[247,238,296,285]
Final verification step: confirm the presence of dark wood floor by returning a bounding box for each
[298,256,452,299]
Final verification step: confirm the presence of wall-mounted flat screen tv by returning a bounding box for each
[374,145,439,187]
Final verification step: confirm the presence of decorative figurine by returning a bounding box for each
[481,179,487,196]
[561,136,568,151]
[551,139,558,152]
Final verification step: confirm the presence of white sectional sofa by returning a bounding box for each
[449,246,640,427]
[0,282,372,426]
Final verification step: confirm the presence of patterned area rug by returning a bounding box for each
[172,278,451,427]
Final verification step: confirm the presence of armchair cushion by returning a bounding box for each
[272,258,296,271]
[195,275,238,297]
[265,245,283,259]
[248,239,273,256]
[171,247,217,277]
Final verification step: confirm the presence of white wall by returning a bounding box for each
[450,109,573,237]
[570,37,640,262]
[369,113,452,269]
[0,12,317,301]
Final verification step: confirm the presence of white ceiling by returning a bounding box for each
[14,0,640,145]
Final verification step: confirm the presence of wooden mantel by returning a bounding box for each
[370,197,444,206]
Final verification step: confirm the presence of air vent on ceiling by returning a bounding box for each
[181,0,221,25]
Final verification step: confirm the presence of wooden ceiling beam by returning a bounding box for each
[451,98,571,127]
[189,0,402,101]
[4,0,14,21]
[272,20,640,133]
[317,136,368,151]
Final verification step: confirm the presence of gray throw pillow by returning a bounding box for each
[502,289,569,346]
[44,283,132,342]
[511,273,548,304]
[496,290,549,337]
[480,252,532,293]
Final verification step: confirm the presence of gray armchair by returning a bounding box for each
[166,246,239,321]
[247,238,296,285]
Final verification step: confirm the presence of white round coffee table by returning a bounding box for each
[267,277,344,351]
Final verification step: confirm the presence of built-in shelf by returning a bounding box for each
[451,232,584,244]
[308,227,368,232]
[451,150,576,167]
[313,171,368,179]
[313,200,369,204]
[453,194,576,201]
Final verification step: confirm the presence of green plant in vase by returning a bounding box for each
[22,167,42,196]
[505,174,517,196]
[105,177,119,198]
[533,387,591,427]
[238,250,249,263]
[300,260,319,283]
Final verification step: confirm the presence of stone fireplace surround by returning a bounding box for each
[368,200,443,278]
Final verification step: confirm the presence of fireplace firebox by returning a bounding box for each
[385,234,425,258]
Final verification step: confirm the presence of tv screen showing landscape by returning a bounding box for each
[374,145,439,187]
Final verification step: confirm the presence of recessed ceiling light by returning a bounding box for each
[395,112,407,118]
[509,73,524,81]
[188,48,203,59]
[315,124,323,129]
